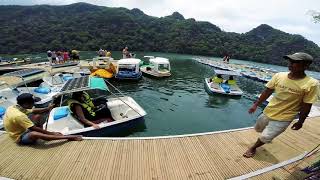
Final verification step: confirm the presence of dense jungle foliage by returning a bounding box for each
[0,3,320,70]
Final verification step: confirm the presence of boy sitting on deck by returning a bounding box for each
[4,93,82,145]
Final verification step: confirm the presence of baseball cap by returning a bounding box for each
[16,93,39,105]
[283,52,313,62]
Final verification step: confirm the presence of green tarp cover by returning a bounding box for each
[90,77,109,91]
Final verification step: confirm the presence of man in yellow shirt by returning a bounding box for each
[243,52,319,158]
[4,93,82,145]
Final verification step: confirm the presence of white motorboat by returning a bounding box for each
[140,56,171,78]
[45,76,147,136]
[115,58,142,80]
[204,69,243,96]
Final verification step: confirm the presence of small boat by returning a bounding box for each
[42,73,83,87]
[204,69,243,96]
[0,57,31,68]
[45,76,147,136]
[0,79,59,108]
[0,84,15,129]
[140,56,171,78]
[115,58,142,80]
[0,78,59,128]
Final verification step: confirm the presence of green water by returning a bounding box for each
[2,51,280,136]
[107,52,265,137]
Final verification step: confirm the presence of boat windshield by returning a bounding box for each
[119,64,136,72]
[158,64,169,71]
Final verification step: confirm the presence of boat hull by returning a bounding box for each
[115,72,142,80]
[140,67,171,78]
[75,117,146,137]
[204,78,243,96]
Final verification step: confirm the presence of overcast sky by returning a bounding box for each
[1,0,320,46]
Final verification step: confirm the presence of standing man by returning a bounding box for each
[47,50,52,65]
[122,46,131,58]
[4,93,82,145]
[243,52,319,158]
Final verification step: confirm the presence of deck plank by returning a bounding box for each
[0,117,319,179]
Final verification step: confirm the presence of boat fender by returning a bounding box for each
[53,106,69,120]
[0,106,6,117]
[34,87,51,94]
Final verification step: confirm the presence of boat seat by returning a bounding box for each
[230,85,240,91]
[210,82,220,90]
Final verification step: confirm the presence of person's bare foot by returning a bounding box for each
[68,135,83,141]
[243,148,256,158]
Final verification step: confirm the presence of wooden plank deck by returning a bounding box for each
[0,117,319,179]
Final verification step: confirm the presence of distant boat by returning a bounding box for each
[45,76,147,136]
[0,78,60,129]
[0,57,31,68]
[140,56,171,78]
[115,58,142,80]
[204,69,243,96]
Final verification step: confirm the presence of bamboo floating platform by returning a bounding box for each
[0,117,319,179]
[0,62,81,87]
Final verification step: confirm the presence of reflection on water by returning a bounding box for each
[207,96,232,108]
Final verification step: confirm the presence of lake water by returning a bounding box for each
[6,51,320,137]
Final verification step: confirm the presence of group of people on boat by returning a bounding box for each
[47,50,80,65]
[3,90,114,145]
[97,48,112,57]
[210,75,236,85]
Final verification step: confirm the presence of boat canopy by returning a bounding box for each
[118,58,141,65]
[150,57,170,65]
[214,69,241,76]
[143,56,155,59]
[58,76,109,95]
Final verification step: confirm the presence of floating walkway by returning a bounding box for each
[0,117,319,179]
[194,58,276,83]
[0,62,82,87]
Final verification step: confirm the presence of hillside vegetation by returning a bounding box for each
[0,3,320,70]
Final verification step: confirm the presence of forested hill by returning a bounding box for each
[1,3,320,70]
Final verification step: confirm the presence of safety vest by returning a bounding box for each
[227,79,236,85]
[213,76,223,83]
[82,92,95,108]
[68,94,96,117]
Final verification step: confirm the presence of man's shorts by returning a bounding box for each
[19,130,36,145]
[254,114,291,143]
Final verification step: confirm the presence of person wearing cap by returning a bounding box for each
[243,52,319,158]
[3,93,82,145]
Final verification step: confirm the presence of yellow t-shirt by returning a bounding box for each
[3,105,34,142]
[263,72,319,121]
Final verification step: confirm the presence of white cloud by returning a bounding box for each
[1,0,320,45]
